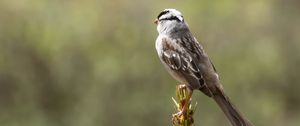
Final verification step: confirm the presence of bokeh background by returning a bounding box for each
[1,0,300,126]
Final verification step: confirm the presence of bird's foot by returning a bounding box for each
[172,85,195,126]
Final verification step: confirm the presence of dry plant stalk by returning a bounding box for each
[172,85,197,126]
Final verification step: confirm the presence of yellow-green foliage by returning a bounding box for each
[172,85,197,126]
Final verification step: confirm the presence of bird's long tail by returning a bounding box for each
[212,87,253,126]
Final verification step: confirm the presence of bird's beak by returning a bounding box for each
[154,19,158,24]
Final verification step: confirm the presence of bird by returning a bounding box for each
[154,9,253,126]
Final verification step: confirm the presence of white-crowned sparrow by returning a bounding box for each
[154,9,253,126]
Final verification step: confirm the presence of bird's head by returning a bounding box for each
[155,9,185,34]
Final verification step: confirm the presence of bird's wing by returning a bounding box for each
[189,36,217,73]
[161,36,213,96]
[160,37,209,94]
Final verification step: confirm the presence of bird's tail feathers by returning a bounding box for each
[212,87,253,126]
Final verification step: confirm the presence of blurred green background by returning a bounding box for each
[0,0,300,126]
